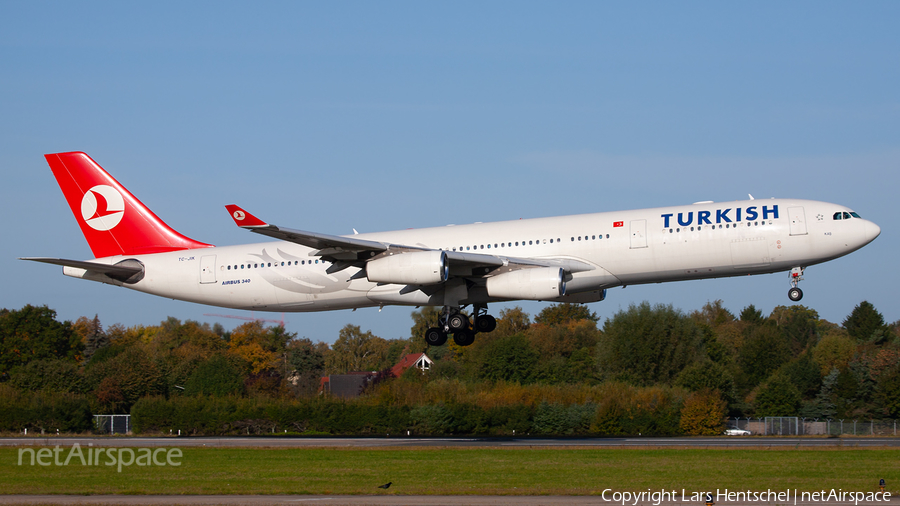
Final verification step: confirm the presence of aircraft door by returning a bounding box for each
[200,255,217,284]
[788,207,808,236]
[630,219,648,249]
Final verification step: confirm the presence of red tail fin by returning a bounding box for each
[44,152,212,258]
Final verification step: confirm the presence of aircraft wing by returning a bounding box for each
[225,205,390,257]
[225,205,595,278]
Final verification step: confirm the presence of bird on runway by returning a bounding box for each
[378,482,392,489]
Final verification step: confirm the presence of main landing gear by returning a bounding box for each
[424,305,497,347]
[788,266,804,302]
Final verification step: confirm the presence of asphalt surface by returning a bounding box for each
[1,436,899,448]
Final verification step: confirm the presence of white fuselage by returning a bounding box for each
[67,198,880,312]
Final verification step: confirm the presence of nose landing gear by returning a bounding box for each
[788,267,804,302]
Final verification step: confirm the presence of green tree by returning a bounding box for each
[675,360,735,403]
[770,305,819,354]
[85,346,166,413]
[285,338,327,397]
[754,373,801,416]
[534,303,598,326]
[597,302,702,386]
[875,363,900,418]
[74,315,108,363]
[812,332,856,375]
[184,354,245,396]
[737,324,791,391]
[479,334,539,383]
[492,307,531,338]
[779,353,822,399]
[692,300,735,328]
[326,325,389,373]
[0,305,82,375]
[9,359,83,393]
[843,301,887,343]
[739,304,765,326]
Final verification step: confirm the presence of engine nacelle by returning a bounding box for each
[366,250,449,285]
[486,267,566,300]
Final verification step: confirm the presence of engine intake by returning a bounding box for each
[366,251,449,285]
[486,267,566,300]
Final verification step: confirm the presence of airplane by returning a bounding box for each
[23,152,881,347]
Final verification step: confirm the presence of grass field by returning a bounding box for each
[1,446,898,496]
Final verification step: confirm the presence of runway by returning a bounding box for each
[1,436,899,448]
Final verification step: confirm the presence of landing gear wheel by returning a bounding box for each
[448,313,470,332]
[788,287,803,302]
[474,314,497,333]
[452,330,476,347]
[424,327,447,347]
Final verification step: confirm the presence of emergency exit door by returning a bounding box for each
[788,207,808,236]
[630,219,648,249]
[200,255,217,284]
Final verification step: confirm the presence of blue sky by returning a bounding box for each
[2,2,897,343]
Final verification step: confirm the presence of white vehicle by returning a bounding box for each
[724,428,752,436]
[24,152,881,347]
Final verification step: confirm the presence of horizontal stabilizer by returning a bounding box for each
[20,257,144,283]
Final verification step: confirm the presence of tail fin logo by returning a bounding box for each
[233,210,246,221]
[81,185,125,231]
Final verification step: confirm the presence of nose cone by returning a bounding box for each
[865,220,881,243]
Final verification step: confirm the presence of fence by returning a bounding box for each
[93,414,131,435]
[728,417,898,436]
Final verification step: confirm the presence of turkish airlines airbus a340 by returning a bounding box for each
[24,152,880,347]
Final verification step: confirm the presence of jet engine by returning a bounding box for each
[366,250,449,285]
[486,267,566,300]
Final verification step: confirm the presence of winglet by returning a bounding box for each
[225,205,269,228]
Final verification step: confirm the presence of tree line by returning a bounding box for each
[0,298,898,435]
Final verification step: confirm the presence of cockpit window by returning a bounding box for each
[850,212,861,218]
[833,212,843,220]
[842,212,852,220]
